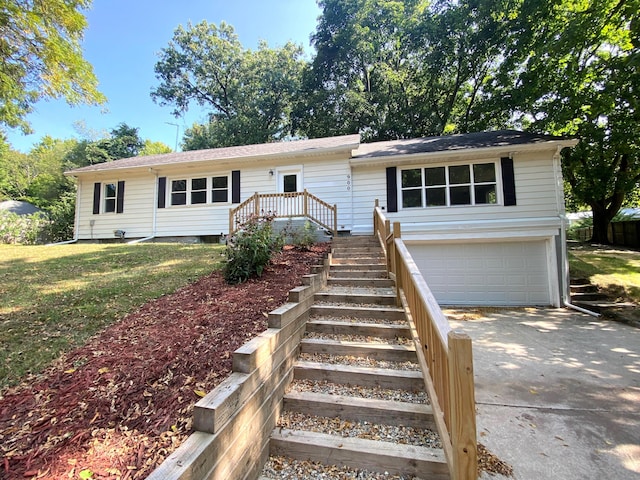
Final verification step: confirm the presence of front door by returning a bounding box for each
[276,167,303,216]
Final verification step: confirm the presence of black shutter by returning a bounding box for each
[231,170,240,204]
[386,167,398,212]
[93,182,101,214]
[501,157,517,206]
[116,180,125,213]
[157,177,166,209]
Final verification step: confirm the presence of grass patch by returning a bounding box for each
[0,243,224,390]
[568,246,640,303]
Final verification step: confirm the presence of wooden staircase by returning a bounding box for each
[260,236,449,479]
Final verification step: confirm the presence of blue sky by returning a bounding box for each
[6,0,321,152]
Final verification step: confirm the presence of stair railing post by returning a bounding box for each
[384,219,391,274]
[448,331,478,480]
[393,222,402,305]
[254,192,260,216]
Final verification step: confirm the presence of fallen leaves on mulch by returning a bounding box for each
[0,244,329,479]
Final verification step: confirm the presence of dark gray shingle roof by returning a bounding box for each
[353,130,573,158]
[66,134,361,175]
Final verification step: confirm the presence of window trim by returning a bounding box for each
[399,161,501,210]
[167,174,231,207]
[96,180,124,214]
[104,182,118,213]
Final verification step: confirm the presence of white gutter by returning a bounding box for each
[552,147,600,317]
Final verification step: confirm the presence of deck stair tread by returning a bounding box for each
[300,338,417,362]
[282,390,434,427]
[306,319,411,337]
[268,429,448,479]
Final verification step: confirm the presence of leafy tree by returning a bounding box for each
[0,136,75,206]
[486,0,640,243]
[295,0,510,141]
[140,140,172,156]
[0,0,105,133]
[66,123,146,166]
[152,21,304,148]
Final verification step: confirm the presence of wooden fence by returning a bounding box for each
[228,190,337,236]
[575,220,640,248]
[373,201,478,480]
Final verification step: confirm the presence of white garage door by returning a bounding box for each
[407,240,552,306]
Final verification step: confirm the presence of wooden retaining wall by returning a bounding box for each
[147,259,330,480]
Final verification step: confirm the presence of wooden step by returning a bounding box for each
[306,319,410,339]
[300,338,416,362]
[310,304,406,321]
[294,361,424,391]
[314,291,397,306]
[331,236,379,246]
[332,245,383,254]
[269,429,448,479]
[283,390,435,429]
[332,251,385,259]
[331,257,386,266]
[328,268,388,278]
[327,277,395,287]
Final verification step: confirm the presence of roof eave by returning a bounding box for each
[65,139,361,177]
[349,139,578,168]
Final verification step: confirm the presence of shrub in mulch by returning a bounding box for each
[0,244,330,479]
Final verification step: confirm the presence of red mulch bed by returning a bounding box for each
[0,244,329,479]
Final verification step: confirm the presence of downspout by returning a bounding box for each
[47,177,80,245]
[128,168,158,244]
[553,146,600,316]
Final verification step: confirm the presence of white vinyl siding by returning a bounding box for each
[351,151,562,233]
[77,174,153,239]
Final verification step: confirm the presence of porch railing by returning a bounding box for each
[373,200,478,480]
[229,190,337,236]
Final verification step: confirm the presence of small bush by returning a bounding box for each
[223,214,283,284]
[43,192,76,242]
[284,219,317,250]
[0,210,50,244]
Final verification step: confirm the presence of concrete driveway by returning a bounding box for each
[448,308,640,480]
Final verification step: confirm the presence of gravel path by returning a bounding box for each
[299,353,421,371]
[276,412,442,448]
[309,315,408,326]
[304,331,413,346]
[261,455,426,480]
[288,379,429,404]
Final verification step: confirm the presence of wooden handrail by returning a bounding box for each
[373,201,478,480]
[229,190,337,236]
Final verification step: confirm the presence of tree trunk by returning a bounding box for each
[590,204,611,244]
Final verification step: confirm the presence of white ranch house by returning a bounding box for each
[66,130,577,308]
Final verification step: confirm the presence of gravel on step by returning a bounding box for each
[299,353,420,371]
[261,455,426,480]
[276,411,442,449]
[322,286,396,295]
[304,331,413,346]
[314,301,399,309]
[309,315,408,326]
[288,379,429,404]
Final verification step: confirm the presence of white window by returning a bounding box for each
[104,183,117,213]
[401,162,498,208]
[170,175,229,206]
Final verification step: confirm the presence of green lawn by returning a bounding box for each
[0,243,224,390]
[568,246,640,303]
